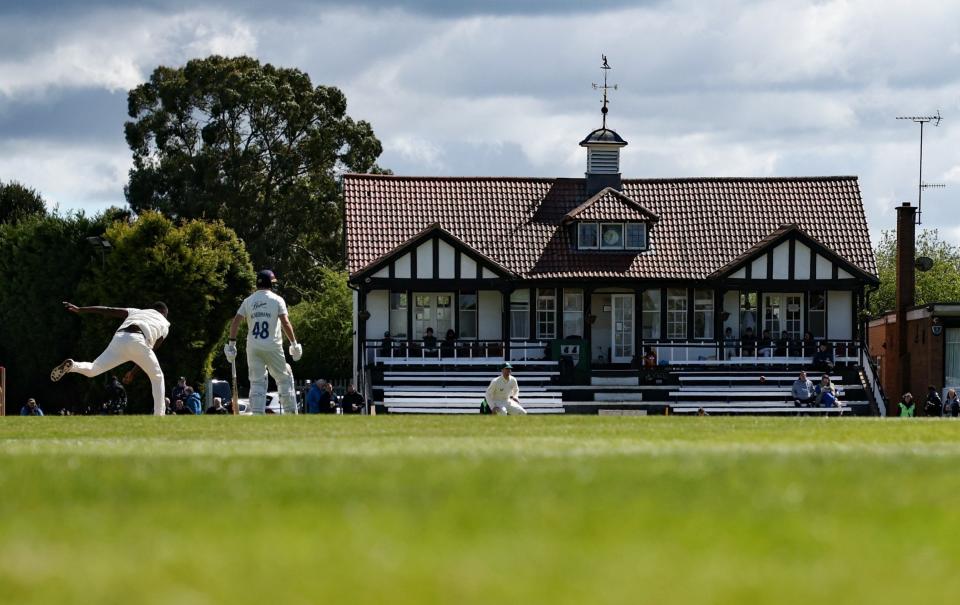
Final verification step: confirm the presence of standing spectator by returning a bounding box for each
[20,398,43,416]
[184,386,202,415]
[205,397,229,414]
[306,379,324,414]
[792,371,816,407]
[379,331,394,358]
[815,374,839,408]
[323,382,337,413]
[341,383,365,414]
[171,376,188,405]
[812,343,835,373]
[944,389,960,418]
[924,386,943,417]
[898,393,915,418]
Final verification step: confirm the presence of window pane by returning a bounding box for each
[510,290,530,340]
[459,293,477,339]
[536,288,556,339]
[625,223,646,249]
[389,292,408,338]
[578,223,598,249]
[694,289,713,339]
[946,328,960,388]
[562,290,583,338]
[739,292,758,337]
[600,223,624,249]
[642,289,661,339]
[667,288,687,340]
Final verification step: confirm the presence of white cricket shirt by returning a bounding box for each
[485,374,519,403]
[118,308,170,348]
[237,290,289,349]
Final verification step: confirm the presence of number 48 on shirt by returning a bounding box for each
[251,321,270,339]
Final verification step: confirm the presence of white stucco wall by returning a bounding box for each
[478,290,502,339]
[794,242,811,279]
[827,290,853,340]
[438,240,455,278]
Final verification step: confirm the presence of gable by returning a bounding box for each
[352,223,513,281]
[709,224,878,284]
[562,187,659,224]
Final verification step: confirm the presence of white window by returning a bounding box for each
[413,293,452,341]
[642,289,661,339]
[600,223,624,249]
[625,223,647,250]
[536,289,557,339]
[459,293,477,340]
[946,328,960,389]
[667,288,687,340]
[562,290,583,338]
[693,289,714,340]
[389,292,407,338]
[510,290,530,340]
[578,223,598,249]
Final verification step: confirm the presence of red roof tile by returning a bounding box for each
[344,175,877,281]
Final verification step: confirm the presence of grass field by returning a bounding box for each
[1,416,959,604]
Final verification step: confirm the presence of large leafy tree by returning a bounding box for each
[0,180,46,225]
[870,229,960,315]
[124,55,385,289]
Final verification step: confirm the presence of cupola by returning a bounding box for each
[581,55,627,195]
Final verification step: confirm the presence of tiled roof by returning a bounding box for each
[563,187,660,224]
[344,175,877,281]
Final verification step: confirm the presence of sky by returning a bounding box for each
[1,0,959,246]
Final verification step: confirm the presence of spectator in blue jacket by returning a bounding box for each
[20,398,44,416]
[184,386,203,415]
[306,379,324,414]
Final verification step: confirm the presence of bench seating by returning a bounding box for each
[381,386,565,415]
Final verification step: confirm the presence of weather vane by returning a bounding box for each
[896,110,944,225]
[592,55,618,129]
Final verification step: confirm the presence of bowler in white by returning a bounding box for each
[224,270,302,414]
[51,302,170,416]
[485,362,527,415]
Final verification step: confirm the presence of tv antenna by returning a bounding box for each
[896,110,943,224]
[592,55,618,129]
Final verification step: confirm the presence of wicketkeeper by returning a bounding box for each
[224,270,302,414]
[485,362,527,415]
[50,302,170,416]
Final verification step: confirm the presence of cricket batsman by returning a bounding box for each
[50,302,170,416]
[485,362,527,415]
[224,270,302,414]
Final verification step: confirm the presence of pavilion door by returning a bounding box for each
[611,294,635,363]
[762,293,803,340]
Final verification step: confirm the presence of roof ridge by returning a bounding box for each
[342,173,859,183]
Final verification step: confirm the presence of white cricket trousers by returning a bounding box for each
[70,332,165,416]
[246,346,297,414]
[490,399,527,415]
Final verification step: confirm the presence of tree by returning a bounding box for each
[870,229,960,315]
[0,181,46,225]
[76,212,254,413]
[286,267,354,381]
[124,55,385,290]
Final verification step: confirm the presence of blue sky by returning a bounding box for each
[1,0,958,244]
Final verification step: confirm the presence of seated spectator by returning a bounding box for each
[205,397,229,414]
[422,327,437,351]
[171,376,187,404]
[898,392,915,417]
[20,398,44,416]
[758,329,774,357]
[723,327,737,359]
[379,331,394,358]
[643,346,657,369]
[815,374,839,407]
[800,331,815,356]
[441,329,457,358]
[172,399,193,415]
[792,371,815,407]
[943,389,960,418]
[741,326,757,356]
[812,342,835,373]
[319,381,335,413]
[341,383,365,414]
[105,374,127,414]
[164,397,172,415]
[924,386,943,417]
[306,379,324,414]
[184,386,202,415]
[775,330,790,357]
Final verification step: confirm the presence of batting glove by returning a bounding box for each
[289,342,303,361]
[224,341,238,363]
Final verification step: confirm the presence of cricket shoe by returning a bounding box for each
[50,359,74,382]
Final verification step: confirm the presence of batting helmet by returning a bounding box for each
[256,269,278,289]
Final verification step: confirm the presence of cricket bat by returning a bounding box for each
[231,359,239,415]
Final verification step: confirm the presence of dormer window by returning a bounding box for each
[577,223,599,249]
[578,221,647,251]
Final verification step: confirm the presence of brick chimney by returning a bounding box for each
[892,202,917,413]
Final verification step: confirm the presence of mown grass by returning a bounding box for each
[1,416,958,604]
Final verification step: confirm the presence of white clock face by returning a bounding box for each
[603,228,620,245]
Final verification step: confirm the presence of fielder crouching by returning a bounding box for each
[485,362,527,415]
[225,270,302,414]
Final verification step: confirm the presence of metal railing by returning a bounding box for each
[641,340,862,366]
[861,349,888,417]
[365,339,550,364]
